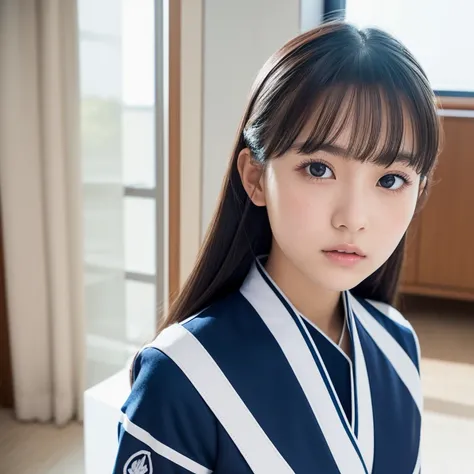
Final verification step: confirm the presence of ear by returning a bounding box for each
[237,148,266,207]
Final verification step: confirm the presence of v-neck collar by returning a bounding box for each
[300,311,355,431]
[300,308,353,365]
[240,259,374,474]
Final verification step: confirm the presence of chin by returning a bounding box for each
[319,279,361,293]
[311,268,369,293]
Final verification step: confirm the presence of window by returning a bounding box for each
[124,197,156,276]
[345,0,474,95]
[79,0,162,387]
[122,0,156,188]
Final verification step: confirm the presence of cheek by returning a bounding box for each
[265,175,297,229]
[264,172,326,242]
[395,186,419,226]
[375,189,419,252]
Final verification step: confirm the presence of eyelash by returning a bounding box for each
[296,159,413,193]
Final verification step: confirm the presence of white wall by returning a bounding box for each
[200,0,302,235]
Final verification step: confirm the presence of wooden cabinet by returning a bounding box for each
[401,114,474,301]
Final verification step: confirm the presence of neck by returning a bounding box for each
[263,244,344,343]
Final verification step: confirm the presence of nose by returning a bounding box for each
[330,188,368,233]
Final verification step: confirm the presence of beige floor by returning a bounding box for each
[0,409,84,474]
[1,294,473,474]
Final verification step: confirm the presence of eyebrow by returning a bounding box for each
[292,143,414,165]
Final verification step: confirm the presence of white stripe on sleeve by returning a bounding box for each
[120,412,213,474]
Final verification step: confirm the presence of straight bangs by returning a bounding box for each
[244,27,440,178]
[300,85,439,176]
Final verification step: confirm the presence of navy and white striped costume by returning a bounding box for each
[113,258,422,474]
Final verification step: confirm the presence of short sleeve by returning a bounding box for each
[112,347,217,474]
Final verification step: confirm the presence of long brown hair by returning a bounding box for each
[160,21,440,332]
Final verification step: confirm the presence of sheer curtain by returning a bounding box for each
[0,0,84,424]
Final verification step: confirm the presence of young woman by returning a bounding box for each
[113,21,440,474]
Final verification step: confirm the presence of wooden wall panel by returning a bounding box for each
[417,116,474,291]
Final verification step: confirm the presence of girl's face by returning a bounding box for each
[240,111,424,292]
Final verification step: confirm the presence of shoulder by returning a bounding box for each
[157,289,256,347]
[113,347,218,473]
[129,346,216,423]
[350,294,421,368]
[132,345,196,398]
[134,289,251,393]
[119,292,252,468]
[120,346,218,470]
[362,297,417,337]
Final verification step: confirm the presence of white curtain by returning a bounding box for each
[0,0,84,424]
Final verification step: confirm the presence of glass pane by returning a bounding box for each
[79,0,127,388]
[122,0,155,107]
[79,0,160,389]
[79,0,156,388]
[122,0,156,188]
[78,0,121,37]
[126,280,157,344]
[345,0,474,93]
[123,107,155,188]
[124,197,156,275]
